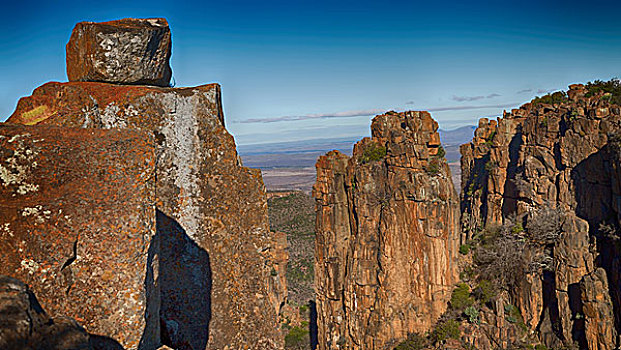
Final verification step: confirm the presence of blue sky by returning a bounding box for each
[1,0,620,145]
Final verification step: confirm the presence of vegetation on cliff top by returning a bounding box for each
[359,142,387,164]
[585,77,621,104]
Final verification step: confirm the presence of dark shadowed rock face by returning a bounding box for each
[460,84,621,349]
[0,275,93,350]
[0,125,158,349]
[66,18,172,87]
[6,81,285,349]
[314,111,460,350]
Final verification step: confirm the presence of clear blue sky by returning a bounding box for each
[1,0,620,145]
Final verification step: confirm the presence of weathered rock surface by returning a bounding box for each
[66,18,172,87]
[0,125,158,349]
[6,81,285,349]
[460,84,621,349]
[0,274,92,350]
[314,111,460,349]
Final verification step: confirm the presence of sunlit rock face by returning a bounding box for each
[5,79,286,349]
[314,111,460,350]
[460,84,620,349]
[66,18,172,87]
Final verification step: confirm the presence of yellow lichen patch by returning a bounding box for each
[20,105,56,125]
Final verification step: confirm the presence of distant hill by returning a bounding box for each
[439,125,477,146]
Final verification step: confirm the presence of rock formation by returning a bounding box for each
[1,18,285,349]
[460,84,621,349]
[0,275,93,350]
[66,18,172,87]
[313,111,460,349]
[0,125,159,349]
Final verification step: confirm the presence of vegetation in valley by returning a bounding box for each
[268,191,316,305]
[268,191,316,349]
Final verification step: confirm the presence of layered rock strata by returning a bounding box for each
[66,18,172,87]
[314,111,460,349]
[460,84,621,349]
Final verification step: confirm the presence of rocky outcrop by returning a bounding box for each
[460,84,621,349]
[0,124,158,349]
[2,18,285,349]
[314,111,460,349]
[66,18,172,87]
[0,275,93,350]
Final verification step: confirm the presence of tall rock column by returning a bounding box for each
[314,111,460,350]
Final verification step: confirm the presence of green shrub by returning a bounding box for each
[359,143,387,164]
[484,130,496,146]
[436,145,446,158]
[394,333,428,350]
[484,160,497,172]
[504,303,525,327]
[532,91,568,106]
[511,223,524,235]
[585,78,621,105]
[459,244,471,255]
[426,161,440,175]
[431,319,460,342]
[450,283,474,310]
[285,326,309,347]
[466,183,475,196]
[464,306,479,324]
[534,344,550,350]
[459,266,476,282]
[473,279,496,304]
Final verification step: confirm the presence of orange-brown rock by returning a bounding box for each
[460,84,620,349]
[66,18,172,87]
[5,81,285,349]
[0,124,158,349]
[314,111,460,349]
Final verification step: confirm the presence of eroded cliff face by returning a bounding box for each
[460,84,621,349]
[314,111,460,349]
[1,18,285,350]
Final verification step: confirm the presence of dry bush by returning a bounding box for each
[525,206,564,245]
[474,216,527,290]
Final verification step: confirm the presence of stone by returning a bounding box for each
[0,275,92,350]
[6,81,285,349]
[314,111,460,349]
[0,124,158,349]
[66,18,172,87]
[459,84,621,348]
[580,268,618,350]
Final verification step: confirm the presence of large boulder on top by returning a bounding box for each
[66,18,172,87]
